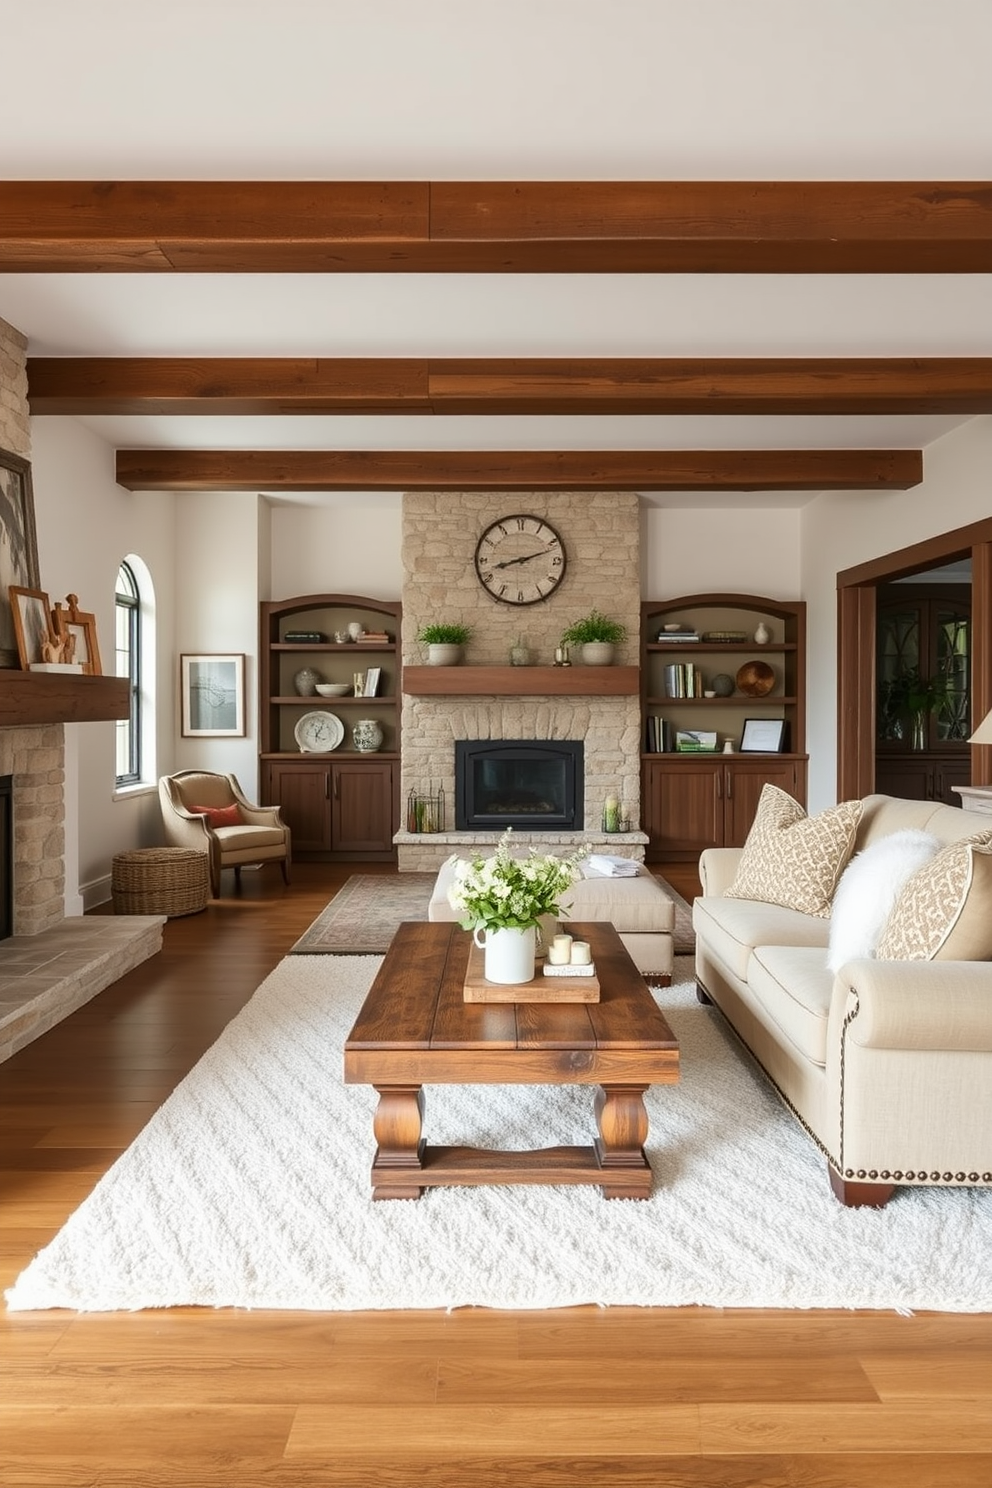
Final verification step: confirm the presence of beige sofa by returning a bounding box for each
[693,794,992,1207]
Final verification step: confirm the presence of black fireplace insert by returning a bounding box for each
[454,740,583,831]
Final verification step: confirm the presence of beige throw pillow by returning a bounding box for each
[726,785,863,919]
[875,834,992,961]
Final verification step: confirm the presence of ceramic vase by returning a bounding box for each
[580,641,615,666]
[427,643,462,666]
[473,924,536,985]
[294,667,321,697]
[352,718,384,753]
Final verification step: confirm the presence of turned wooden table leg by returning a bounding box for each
[371,1085,426,1200]
[593,1084,652,1199]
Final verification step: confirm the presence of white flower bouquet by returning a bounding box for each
[447,828,586,932]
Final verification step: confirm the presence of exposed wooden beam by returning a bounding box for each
[29,356,992,416]
[114,448,922,493]
[3,181,991,273]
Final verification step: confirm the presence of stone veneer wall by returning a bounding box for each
[401,492,642,834]
[1,316,67,935]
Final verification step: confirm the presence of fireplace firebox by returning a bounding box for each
[455,740,583,831]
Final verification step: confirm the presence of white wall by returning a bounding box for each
[269,498,404,602]
[173,490,265,798]
[30,419,178,906]
[802,415,992,811]
[643,506,802,598]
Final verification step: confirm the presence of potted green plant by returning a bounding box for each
[559,608,628,666]
[416,621,472,666]
[879,666,950,749]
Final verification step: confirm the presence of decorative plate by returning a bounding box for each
[735,661,776,697]
[294,710,345,753]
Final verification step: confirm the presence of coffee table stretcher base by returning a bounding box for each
[370,1082,654,1200]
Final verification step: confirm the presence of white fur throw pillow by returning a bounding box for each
[826,829,941,974]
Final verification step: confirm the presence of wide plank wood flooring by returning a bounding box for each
[1,859,989,1487]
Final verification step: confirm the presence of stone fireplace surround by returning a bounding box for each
[396,491,647,871]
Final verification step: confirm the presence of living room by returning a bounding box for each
[2,3,991,1483]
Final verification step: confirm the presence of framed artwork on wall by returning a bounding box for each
[0,449,41,668]
[181,653,246,737]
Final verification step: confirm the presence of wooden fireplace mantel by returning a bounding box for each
[402,665,640,697]
[0,672,130,727]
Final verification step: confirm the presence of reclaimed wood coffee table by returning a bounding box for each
[344,920,679,1200]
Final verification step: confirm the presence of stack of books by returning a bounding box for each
[357,630,391,643]
[664,661,703,697]
[283,629,325,642]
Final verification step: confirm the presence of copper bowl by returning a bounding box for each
[735,660,776,697]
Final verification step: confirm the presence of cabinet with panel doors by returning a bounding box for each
[259,594,401,861]
[641,595,808,861]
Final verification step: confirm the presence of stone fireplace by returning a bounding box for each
[396,491,645,870]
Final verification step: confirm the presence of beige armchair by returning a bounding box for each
[158,771,291,897]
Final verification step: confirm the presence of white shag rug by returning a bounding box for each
[7,955,992,1314]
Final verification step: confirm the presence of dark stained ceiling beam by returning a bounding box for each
[28,357,992,417]
[3,181,991,273]
[114,448,922,493]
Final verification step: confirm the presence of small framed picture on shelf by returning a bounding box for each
[51,594,102,675]
[740,718,787,753]
[363,666,381,698]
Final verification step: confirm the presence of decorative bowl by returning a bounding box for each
[315,683,350,697]
[735,660,776,697]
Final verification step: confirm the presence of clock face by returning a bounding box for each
[294,710,344,753]
[474,514,567,606]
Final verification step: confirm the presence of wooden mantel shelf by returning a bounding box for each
[0,672,129,727]
[403,665,639,697]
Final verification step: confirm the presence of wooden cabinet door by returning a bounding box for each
[263,760,331,853]
[331,760,395,854]
[723,758,801,846]
[643,757,723,856]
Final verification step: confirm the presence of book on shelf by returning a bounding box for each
[283,630,325,642]
[656,632,700,642]
[664,662,702,698]
[363,666,381,698]
[357,631,391,643]
[646,715,674,752]
[675,729,718,752]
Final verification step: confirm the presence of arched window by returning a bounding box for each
[115,561,141,785]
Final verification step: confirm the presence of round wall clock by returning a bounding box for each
[294,710,345,752]
[473,514,567,606]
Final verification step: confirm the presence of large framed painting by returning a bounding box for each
[181,653,246,737]
[0,450,41,669]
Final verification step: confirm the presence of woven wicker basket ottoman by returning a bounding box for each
[112,847,210,917]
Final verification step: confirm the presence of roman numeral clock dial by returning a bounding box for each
[473,514,567,606]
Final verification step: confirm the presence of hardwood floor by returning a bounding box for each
[1,861,989,1487]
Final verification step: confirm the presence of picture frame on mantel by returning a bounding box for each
[0,449,41,669]
[51,594,102,676]
[9,586,55,669]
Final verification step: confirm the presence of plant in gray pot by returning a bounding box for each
[559,609,627,666]
[417,621,472,666]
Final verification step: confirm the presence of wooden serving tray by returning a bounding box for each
[463,939,600,1003]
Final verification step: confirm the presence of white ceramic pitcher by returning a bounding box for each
[473,924,536,985]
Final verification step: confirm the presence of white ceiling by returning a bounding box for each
[1,1,990,507]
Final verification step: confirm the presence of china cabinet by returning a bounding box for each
[259,594,401,860]
[641,594,807,860]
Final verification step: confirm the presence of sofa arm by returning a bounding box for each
[835,958,992,1053]
[698,848,742,899]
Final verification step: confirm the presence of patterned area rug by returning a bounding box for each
[289,872,695,955]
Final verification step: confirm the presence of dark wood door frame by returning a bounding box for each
[837,522,992,801]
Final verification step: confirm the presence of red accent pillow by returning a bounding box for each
[190,802,242,828]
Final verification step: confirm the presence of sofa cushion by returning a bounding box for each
[747,946,836,1067]
[693,895,830,981]
[725,785,863,918]
[876,835,992,961]
[826,829,941,973]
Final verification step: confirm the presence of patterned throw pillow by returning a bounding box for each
[191,802,242,828]
[725,784,863,918]
[875,834,992,961]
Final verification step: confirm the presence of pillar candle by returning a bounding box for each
[570,940,592,965]
[548,934,573,965]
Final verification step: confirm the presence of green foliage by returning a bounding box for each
[559,608,627,647]
[447,829,587,931]
[416,622,472,646]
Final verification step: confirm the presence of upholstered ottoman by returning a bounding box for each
[427,855,674,984]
